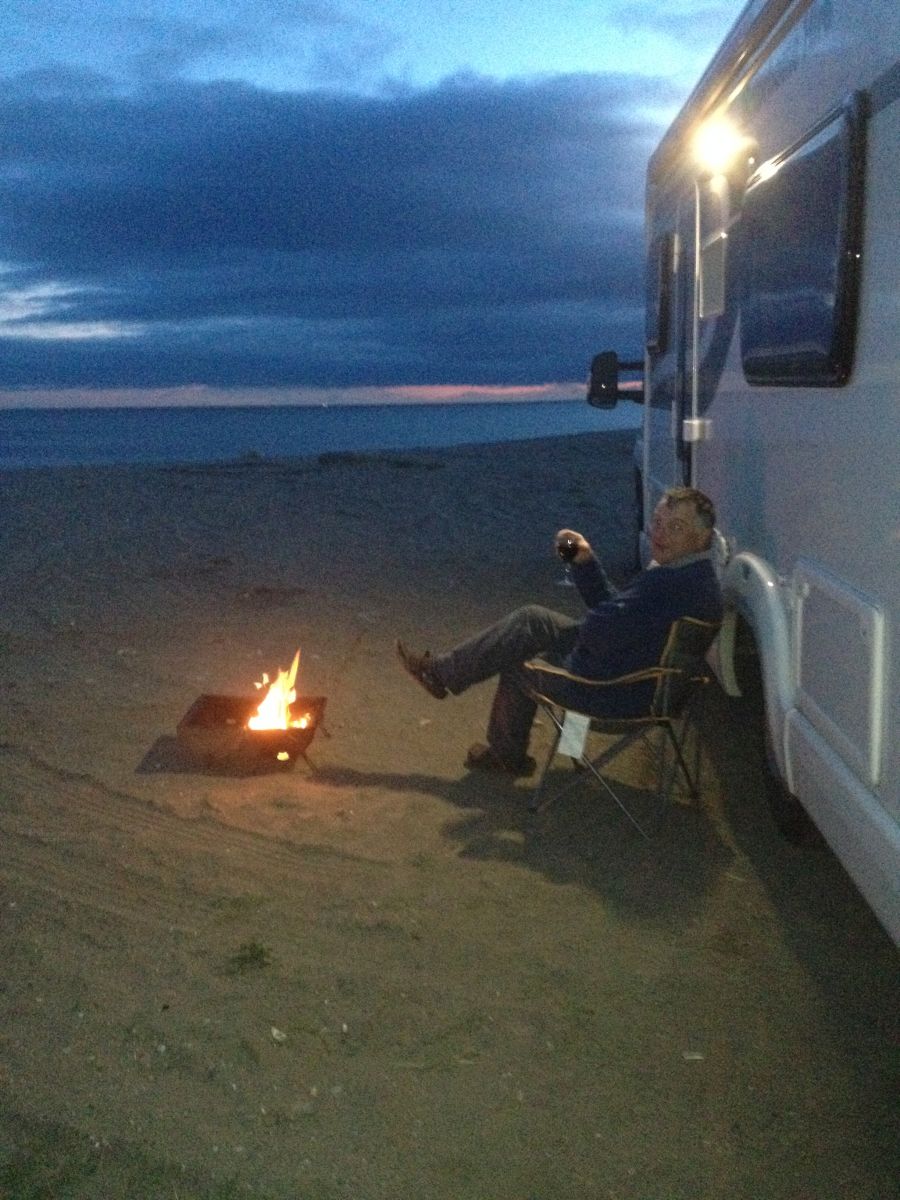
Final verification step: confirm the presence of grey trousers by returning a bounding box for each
[432,604,581,762]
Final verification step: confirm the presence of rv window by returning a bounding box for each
[699,175,729,320]
[700,232,727,319]
[740,95,865,386]
[645,231,672,355]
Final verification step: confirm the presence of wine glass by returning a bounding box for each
[555,533,579,587]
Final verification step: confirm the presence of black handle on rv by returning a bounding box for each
[587,350,644,408]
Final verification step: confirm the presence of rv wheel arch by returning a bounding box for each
[727,614,813,845]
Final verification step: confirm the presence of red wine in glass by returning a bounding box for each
[555,535,578,586]
[557,536,579,562]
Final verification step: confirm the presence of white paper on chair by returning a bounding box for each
[558,711,590,757]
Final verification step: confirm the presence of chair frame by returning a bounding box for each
[525,617,720,836]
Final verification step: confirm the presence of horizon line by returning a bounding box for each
[0,382,588,410]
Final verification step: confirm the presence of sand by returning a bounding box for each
[0,431,897,1199]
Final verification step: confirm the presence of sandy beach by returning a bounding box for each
[1,430,897,1199]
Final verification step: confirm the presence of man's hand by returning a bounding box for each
[555,528,593,565]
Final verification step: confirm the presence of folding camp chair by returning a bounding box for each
[524,617,721,836]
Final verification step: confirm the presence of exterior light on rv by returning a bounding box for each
[693,116,747,175]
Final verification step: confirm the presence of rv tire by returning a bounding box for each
[733,619,813,845]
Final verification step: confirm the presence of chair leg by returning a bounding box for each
[530,706,598,815]
[567,728,654,837]
[692,718,703,795]
[529,706,665,838]
[665,701,705,802]
[666,724,693,797]
[690,689,708,797]
[577,754,652,838]
[528,716,564,813]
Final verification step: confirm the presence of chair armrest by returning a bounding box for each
[523,659,672,689]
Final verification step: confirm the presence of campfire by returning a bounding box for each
[248,649,304,732]
[177,649,326,772]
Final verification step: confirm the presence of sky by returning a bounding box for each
[0,0,742,407]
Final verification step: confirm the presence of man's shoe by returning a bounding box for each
[464,742,536,777]
[396,640,447,699]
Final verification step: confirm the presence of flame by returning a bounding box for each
[248,650,308,730]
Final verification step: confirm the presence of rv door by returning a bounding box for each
[644,195,696,531]
[675,192,697,484]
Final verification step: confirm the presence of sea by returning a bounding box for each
[0,401,640,472]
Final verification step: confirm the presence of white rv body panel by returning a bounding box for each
[639,0,900,941]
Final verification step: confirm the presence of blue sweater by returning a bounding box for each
[537,551,723,717]
[569,551,723,678]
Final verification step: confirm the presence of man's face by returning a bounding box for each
[649,500,711,566]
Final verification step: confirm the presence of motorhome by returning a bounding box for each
[593,0,900,943]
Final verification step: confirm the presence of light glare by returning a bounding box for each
[693,116,746,174]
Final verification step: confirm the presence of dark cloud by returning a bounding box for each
[607,0,739,45]
[0,70,678,388]
[2,1,395,90]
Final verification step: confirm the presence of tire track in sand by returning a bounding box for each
[0,745,388,939]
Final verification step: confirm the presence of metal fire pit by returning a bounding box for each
[176,693,326,772]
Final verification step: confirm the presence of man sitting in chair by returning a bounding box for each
[397,486,723,776]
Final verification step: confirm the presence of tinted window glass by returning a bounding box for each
[645,231,672,355]
[740,95,865,386]
[699,175,730,320]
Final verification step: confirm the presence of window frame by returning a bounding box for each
[739,92,867,388]
[645,229,673,357]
